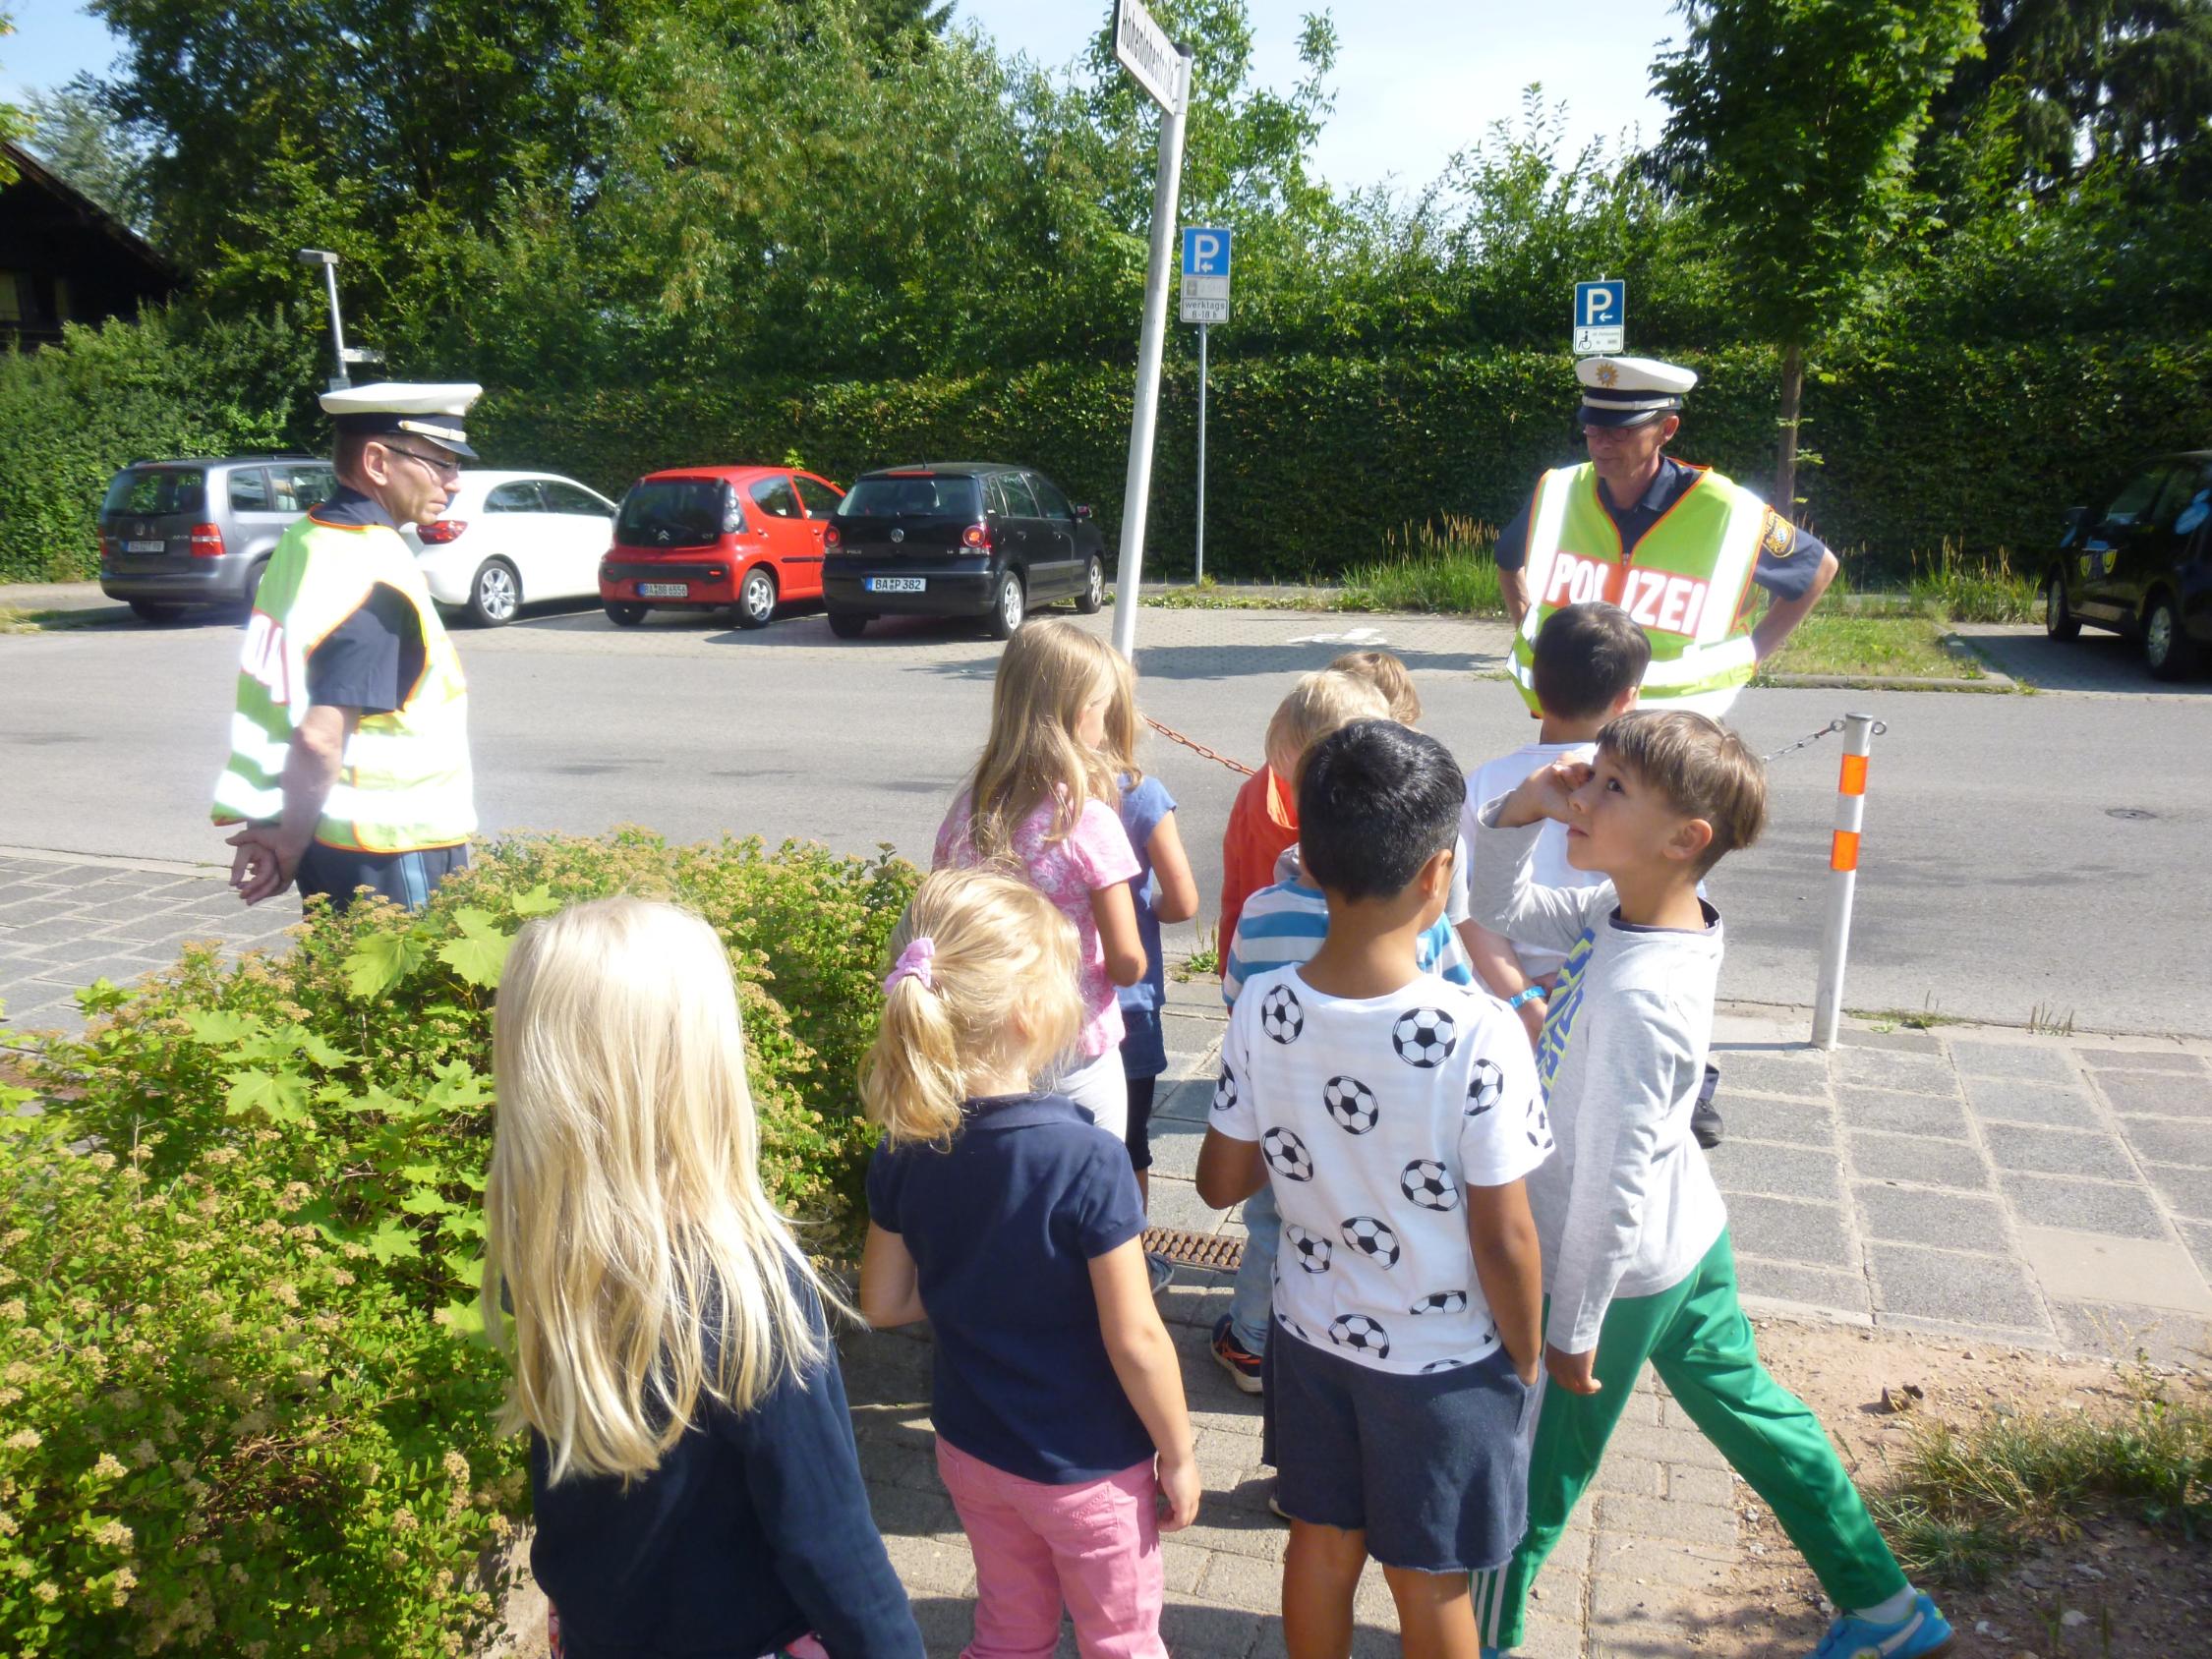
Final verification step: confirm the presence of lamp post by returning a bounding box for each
[295,249,350,392]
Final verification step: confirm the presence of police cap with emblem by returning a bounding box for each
[1575,356,1698,429]
[319,381,484,460]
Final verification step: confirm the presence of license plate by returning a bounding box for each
[638,583,689,598]
[866,577,926,594]
[125,540,164,553]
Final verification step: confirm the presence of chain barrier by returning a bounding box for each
[1144,715,1255,777]
[1759,716,1887,766]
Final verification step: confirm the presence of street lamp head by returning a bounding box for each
[295,249,338,266]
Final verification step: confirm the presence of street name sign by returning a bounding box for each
[1115,0,1183,112]
[1572,279,1626,355]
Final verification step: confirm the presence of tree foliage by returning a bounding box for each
[0,12,34,184]
[22,75,150,229]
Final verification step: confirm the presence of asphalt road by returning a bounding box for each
[3,599,2206,1036]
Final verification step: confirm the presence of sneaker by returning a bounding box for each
[1265,1482,1290,1521]
[1145,1250,1176,1296]
[1693,1059,1723,1149]
[1809,1594,1955,1659]
[1210,1314,1264,1395]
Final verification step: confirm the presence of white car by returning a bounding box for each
[403,471,619,626]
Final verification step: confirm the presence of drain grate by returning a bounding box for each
[1144,1226,1245,1274]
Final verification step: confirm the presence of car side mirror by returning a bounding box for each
[2060,505,2089,547]
[1074,503,1094,519]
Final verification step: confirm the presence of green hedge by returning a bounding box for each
[9,317,2210,585]
[1,832,915,1654]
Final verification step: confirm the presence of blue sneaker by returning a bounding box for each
[1810,1594,1954,1659]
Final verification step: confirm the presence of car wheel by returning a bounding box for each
[986,571,1025,640]
[2044,575,2080,641]
[2143,592,2200,681]
[735,566,778,630]
[468,559,521,627]
[603,601,647,627]
[129,600,186,623]
[826,609,870,639]
[1075,553,1105,614]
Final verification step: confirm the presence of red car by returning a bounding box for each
[599,465,846,628]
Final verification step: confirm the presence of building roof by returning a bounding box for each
[1,140,176,290]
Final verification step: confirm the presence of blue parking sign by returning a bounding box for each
[1182,227,1232,277]
[1572,279,1625,354]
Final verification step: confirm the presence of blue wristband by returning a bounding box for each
[1507,985,1545,1009]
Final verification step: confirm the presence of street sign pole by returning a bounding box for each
[1110,2,1192,664]
[1195,321,1207,586]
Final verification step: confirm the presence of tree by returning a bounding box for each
[24,75,151,229]
[1654,0,1983,510]
[0,11,33,184]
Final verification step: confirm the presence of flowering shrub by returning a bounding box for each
[3,831,916,1652]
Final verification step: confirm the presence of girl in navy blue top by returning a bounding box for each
[858,868,1199,1656]
[483,897,921,1659]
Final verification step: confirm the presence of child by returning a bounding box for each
[1217,669,1390,977]
[483,897,922,1659]
[1195,718,1548,1652]
[859,867,1200,1657]
[935,618,1145,1138]
[1460,602,1648,1051]
[1103,650,1200,1289]
[1466,712,1953,1659]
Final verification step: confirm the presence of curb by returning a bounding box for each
[0,843,224,877]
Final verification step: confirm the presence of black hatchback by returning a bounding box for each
[820,462,1107,639]
[2045,450,2212,679]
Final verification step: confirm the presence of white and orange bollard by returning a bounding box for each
[1810,713,1884,1050]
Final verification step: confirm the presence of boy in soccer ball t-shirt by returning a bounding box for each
[1196,720,1548,1648]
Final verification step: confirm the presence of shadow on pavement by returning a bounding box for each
[1962,627,2212,695]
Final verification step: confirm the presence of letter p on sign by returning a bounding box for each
[1582,286,1614,325]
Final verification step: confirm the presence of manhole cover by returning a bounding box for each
[2105,807,2157,821]
[1143,1226,1244,1274]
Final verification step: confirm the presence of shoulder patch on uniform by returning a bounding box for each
[1760,509,1796,558]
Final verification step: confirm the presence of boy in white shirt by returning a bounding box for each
[1196,719,1547,1652]
[1466,711,1952,1659]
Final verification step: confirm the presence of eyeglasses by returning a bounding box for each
[380,443,463,482]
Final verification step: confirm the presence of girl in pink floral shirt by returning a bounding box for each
[934,621,1145,1138]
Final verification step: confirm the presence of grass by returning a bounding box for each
[1850,997,1966,1032]
[1906,543,2043,624]
[1135,581,1318,610]
[1336,516,1507,616]
[1753,611,1985,683]
[0,604,111,635]
[1173,926,1220,981]
[1872,1365,2212,1588]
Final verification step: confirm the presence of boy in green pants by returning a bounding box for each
[1466,711,1952,1659]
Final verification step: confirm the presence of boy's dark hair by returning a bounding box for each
[1533,602,1652,719]
[1598,710,1768,877]
[1297,720,1464,901]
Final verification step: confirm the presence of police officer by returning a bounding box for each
[215,383,483,912]
[1496,356,1837,717]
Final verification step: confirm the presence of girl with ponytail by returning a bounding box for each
[859,867,1198,1656]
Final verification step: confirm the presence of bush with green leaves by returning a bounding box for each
[4,830,915,1652]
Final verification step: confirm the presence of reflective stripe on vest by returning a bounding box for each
[1511,463,1766,715]
[211,512,476,853]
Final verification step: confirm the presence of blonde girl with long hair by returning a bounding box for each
[859,867,1198,1657]
[485,897,921,1659]
[932,618,1146,1139]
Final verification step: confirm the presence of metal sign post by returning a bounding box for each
[1179,226,1232,587]
[1810,712,1882,1049]
[1110,0,1193,664]
[1572,277,1626,356]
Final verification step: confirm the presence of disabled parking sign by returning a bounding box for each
[1573,280,1625,355]
[1181,226,1232,324]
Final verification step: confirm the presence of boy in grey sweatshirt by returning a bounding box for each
[1466,711,1954,1659]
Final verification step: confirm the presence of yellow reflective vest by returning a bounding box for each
[1509,462,1766,717]
[211,511,475,853]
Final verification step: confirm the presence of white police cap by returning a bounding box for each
[319,381,484,459]
[1575,356,1697,428]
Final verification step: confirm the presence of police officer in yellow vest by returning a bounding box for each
[215,383,481,912]
[1497,356,1838,717]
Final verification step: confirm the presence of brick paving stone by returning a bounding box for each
[1711,1049,1832,1100]
[0,916,126,947]
[2179,1220,2212,1281]
[1665,1463,1737,1508]
[1842,1028,1943,1055]
[0,897,99,926]
[1948,1041,2081,1084]
[1593,1493,1735,1547]
[1737,1256,1874,1316]
[1962,1074,2105,1129]
[1844,1128,1993,1190]
[1723,1192,1850,1265]
[1717,1095,1835,1148]
[1997,1172,2169,1239]
[1834,1086,1973,1140]
[24,953,163,990]
[2095,1071,2212,1119]
[1707,1137,1843,1201]
[18,865,112,888]
[2077,1049,2204,1075]
[2118,1117,2212,1169]
[1834,1048,1958,1097]
[1854,1183,2012,1252]
[1980,1122,2140,1180]
[2050,1301,2212,1370]
[1867,1242,2046,1330]
[2143,1163,2212,1221]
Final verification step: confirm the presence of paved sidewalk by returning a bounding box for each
[11,847,2212,1654]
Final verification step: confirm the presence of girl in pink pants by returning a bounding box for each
[858,868,1201,1657]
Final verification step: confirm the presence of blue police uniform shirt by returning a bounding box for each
[865,1092,1155,1484]
[1492,455,1828,602]
[301,485,426,715]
